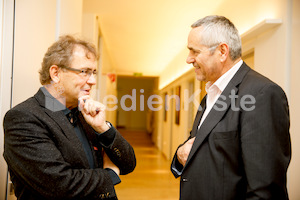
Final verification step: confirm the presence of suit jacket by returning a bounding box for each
[3,88,136,200]
[171,63,291,200]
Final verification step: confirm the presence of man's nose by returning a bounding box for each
[87,74,96,85]
[186,55,194,64]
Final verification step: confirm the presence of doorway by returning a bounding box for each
[116,76,158,131]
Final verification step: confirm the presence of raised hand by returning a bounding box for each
[78,95,110,133]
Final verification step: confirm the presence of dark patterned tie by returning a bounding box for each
[67,108,78,125]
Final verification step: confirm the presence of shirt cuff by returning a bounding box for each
[104,168,121,185]
[95,122,116,147]
[172,158,183,176]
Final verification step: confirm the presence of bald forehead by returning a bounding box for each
[188,26,204,39]
[187,26,204,49]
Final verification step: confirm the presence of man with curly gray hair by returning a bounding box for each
[3,35,136,200]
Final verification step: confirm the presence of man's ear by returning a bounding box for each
[49,65,60,83]
[218,43,229,62]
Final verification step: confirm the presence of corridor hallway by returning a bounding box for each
[115,130,180,200]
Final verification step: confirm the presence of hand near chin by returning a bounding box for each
[78,95,110,133]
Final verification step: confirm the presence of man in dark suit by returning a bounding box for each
[3,35,136,200]
[171,15,291,200]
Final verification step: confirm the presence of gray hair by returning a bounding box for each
[191,15,242,61]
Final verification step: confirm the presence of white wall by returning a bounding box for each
[97,39,118,125]
[159,88,173,159]
[157,70,201,160]
[82,13,98,46]
[288,0,300,199]
[12,0,56,106]
[58,0,83,38]
[0,0,3,77]
[101,75,117,126]
[97,32,118,122]
[159,47,191,90]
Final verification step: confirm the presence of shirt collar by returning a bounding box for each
[62,107,71,116]
[40,86,71,115]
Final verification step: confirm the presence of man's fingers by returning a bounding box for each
[78,95,90,111]
[79,97,105,116]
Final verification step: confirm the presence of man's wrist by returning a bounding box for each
[104,168,121,185]
[95,122,116,147]
[94,122,110,133]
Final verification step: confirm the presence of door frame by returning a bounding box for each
[0,0,16,199]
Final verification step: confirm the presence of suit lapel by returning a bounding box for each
[34,88,90,167]
[46,110,90,168]
[190,96,206,138]
[44,109,82,145]
[185,63,251,167]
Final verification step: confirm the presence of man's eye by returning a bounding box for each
[190,51,197,56]
[80,69,88,74]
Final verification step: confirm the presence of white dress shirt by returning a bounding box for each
[198,60,243,129]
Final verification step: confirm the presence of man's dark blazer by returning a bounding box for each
[171,62,291,200]
[3,88,136,200]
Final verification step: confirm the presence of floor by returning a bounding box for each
[115,129,180,200]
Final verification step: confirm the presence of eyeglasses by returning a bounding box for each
[61,66,97,78]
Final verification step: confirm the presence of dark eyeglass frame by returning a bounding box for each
[60,66,98,78]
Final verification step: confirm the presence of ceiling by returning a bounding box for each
[82,0,225,77]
